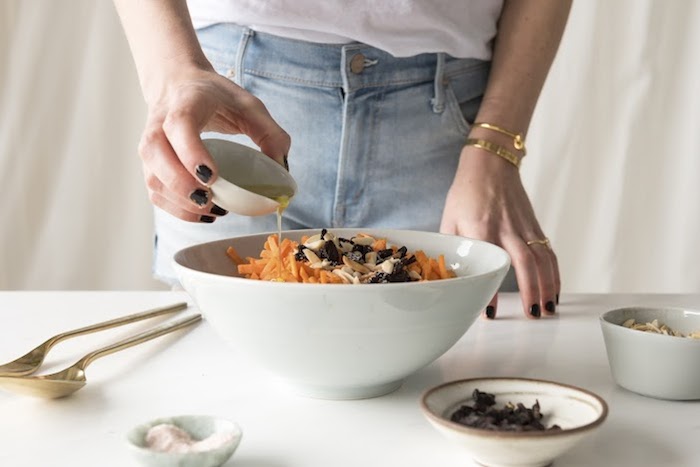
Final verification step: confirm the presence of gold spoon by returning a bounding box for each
[0,302,188,376]
[0,314,201,398]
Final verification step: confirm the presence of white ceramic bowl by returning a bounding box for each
[173,228,510,399]
[203,138,297,216]
[600,306,700,400]
[126,415,242,467]
[420,378,608,467]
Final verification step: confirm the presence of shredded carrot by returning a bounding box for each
[372,238,387,252]
[226,246,244,265]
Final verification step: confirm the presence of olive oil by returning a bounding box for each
[238,184,293,243]
[275,194,290,244]
[239,184,293,281]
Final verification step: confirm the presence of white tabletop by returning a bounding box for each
[1,292,698,467]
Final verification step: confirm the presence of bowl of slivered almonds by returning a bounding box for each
[600,306,700,400]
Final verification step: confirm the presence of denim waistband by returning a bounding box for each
[198,23,489,95]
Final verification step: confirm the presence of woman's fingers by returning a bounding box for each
[161,87,220,186]
[527,239,558,315]
[139,119,216,215]
[505,238,542,319]
[144,168,228,220]
[503,235,559,318]
[483,294,498,320]
[148,190,217,223]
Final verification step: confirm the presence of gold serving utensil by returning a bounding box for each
[0,302,188,376]
[0,313,202,398]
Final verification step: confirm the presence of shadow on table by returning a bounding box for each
[227,455,288,467]
[557,418,683,466]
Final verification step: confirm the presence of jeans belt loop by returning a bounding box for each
[431,52,446,114]
[234,27,255,87]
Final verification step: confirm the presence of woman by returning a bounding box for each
[113,0,570,319]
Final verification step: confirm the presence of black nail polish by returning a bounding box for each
[530,304,541,318]
[556,294,560,305]
[283,155,289,171]
[485,306,495,319]
[210,204,228,216]
[200,215,215,223]
[190,189,209,206]
[545,301,555,314]
[195,165,213,184]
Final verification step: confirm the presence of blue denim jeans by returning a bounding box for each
[154,24,490,285]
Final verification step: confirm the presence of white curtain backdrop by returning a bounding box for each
[1,0,699,292]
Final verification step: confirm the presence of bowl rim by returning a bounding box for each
[420,377,609,439]
[126,414,242,457]
[172,228,511,288]
[599,306,700,344]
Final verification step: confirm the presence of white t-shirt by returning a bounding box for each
[187,0,503,59]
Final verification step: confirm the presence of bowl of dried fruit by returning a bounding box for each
[173,228,510,400]
[420,378,608,467]
[600,306,700,400]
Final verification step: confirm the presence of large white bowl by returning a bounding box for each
[600,306,700,400]
[421,378,608,467]
[173,229,510,399]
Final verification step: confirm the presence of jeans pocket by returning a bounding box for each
[444,82,473,136]
[443,62,490,136]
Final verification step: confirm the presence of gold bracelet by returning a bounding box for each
[464,138,522,168]
[473,122,526,154]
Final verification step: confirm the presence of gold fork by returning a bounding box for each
[0,302,188,376]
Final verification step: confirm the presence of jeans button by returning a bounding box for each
[350,53,365,74]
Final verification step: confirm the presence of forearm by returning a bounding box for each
[112,0,213,103]
[473,0,572,137]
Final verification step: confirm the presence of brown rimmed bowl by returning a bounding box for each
[420,377,608,467]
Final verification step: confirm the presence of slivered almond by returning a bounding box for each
[332,269,353,284]
[309,259,331,269]
[365,251,377,265]
[304,234,322,244]
[381,259,396,274]
[352,236,374,246]
[305,239,326,250]
[343,256,370,274]
[303,249,322,264]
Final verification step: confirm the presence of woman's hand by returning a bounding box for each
[112,0,290,222]
[138,65,290,222]
[440,146,561,319]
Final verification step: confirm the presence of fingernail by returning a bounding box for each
[283,155,289,171]
[530,304,541,318]
[190,189,209,206]
[485,306,495,319]
[195,164,213,184]
[200,215,215,223]
[210,204,228,216]
[545,301,556,314]
[556,294,560,305]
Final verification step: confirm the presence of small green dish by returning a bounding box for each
[126,414,242,467]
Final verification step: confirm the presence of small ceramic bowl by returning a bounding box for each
[126,415,242,467]
[420,378,608,467]
[203,138,297,216]
[600,306,700,400]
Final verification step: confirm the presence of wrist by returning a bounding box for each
[466,121,527,169]
[457,144,521,177]
[140,57,215,106]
